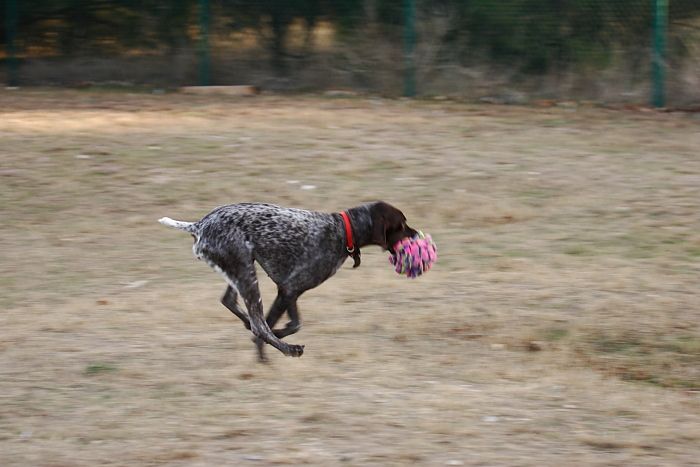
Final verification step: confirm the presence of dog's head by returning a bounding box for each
[368,201,418,252]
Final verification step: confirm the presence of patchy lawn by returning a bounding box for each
[1,89,699,465]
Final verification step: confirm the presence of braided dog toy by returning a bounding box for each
[389,231,437,278]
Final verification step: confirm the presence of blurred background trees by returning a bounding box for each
[2,0,700,103]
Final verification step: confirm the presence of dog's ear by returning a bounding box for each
[370,218,388,249]
[370,201,405,249]
[369,202,388,248]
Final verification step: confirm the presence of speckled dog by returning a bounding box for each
[159,201,417,360]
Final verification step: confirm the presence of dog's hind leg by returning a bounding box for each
[221,286,250,330]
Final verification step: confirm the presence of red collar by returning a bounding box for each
[340,211,355,253]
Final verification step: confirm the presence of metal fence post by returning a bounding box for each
[651,0,668,107]
[5,0,19,86]
[198,0,211,86]
[403,0,416,97]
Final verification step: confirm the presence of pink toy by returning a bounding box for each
[388,231,437,278]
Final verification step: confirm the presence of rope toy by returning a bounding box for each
[388,231,437,278]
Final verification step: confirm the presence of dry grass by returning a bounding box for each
[1,89,699,465]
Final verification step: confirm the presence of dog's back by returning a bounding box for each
[175,203,344,287]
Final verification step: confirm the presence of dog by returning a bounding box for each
[159,201,417,360]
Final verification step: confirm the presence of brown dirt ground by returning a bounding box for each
[1,89,699,466]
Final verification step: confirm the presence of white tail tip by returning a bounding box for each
[158,217,195,232]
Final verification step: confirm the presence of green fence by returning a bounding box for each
[2,0,700,106]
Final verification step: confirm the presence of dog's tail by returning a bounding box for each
[158,217,198,234]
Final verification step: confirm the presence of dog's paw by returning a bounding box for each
[285,344,305,358]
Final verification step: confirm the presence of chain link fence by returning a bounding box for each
[2,0,700,106]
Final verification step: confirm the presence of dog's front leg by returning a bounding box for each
[254,290,302,361]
